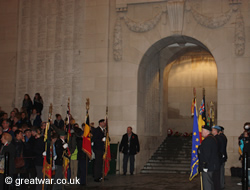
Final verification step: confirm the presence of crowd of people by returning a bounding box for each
[0,93,141,190]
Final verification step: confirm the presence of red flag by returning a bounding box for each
[103,115,111,176]
[82,113,92,159]
[103,139,111,176]
[42,155,52,179]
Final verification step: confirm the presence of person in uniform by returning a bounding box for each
[75,124,87,186]
[53,130,68,190]
[92,119,106,182]
[218,126,227,189]
[198,125,221,190]
[119,126,140,175]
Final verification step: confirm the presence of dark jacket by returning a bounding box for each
[219,133,228,162]
[14,139,24,158]
[54,138,66,166]
[20,118,32,128]
[198,134,220,172]
[23,136,35,158]
[69,132,77,154]
[76,136,87,160]
[33,99,43,114]
[92,127,105,152]
[22,99,33,114]
[54,120,64,130]
[119,132,140,155]
[33,136,45,166]
[0,143,16,175]
[33,115,42,127]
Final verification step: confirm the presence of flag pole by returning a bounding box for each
[85,98,90,185]
[42,103,52,190]
[102,107,108,182]
[200,173,203,190]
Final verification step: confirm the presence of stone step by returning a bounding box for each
[140,136,193,174]
[154,150,192,154]
[151,156,191,160]
[141,169,190,174]
[152,154,191,158]
[145,163,190,168]
[159,144,192,149]
[148,159,191,164]
[142,166,190,171]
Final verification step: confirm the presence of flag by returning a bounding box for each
[66,107,71,142]
[209,101,215,127]
[42,122,52,179]
[63,154,70,180]
[189,99,201,181]
[198,97,206,142]
[82,112,92,159]
[191,98,195,116]
[103,115,111,176]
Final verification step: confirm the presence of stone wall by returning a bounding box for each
[167,51,217,134]
[0,0,18,113]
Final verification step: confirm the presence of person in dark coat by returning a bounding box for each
[218,126,228,189]
[0,133,16,189]
[22,94,33,118]
[32,128,45,190]
[33,93,43,115]
[75,124,87,186]
[54,114,64,130]
[119,126,140,175]
[198,125,221,190]
[2,119,15,140]
[92,119,106,182]
[30,108,42,127]
[53,130,68,190]
[20,112,32,128]
[69,124,80,180]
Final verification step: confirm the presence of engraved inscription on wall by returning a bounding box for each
[16,0,84,120]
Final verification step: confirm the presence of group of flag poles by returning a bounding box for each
[41,89,213,187]
[42,98,111,189]
[189,88,215,184]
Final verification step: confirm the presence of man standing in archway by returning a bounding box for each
[198,125,221,190]
[119,126,140,175]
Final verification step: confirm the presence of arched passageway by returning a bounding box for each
[137,35,217,137]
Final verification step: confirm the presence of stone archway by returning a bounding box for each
[137,35,217,170]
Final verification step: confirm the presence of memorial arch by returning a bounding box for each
[137,35,217,136]
[136,35,218,171]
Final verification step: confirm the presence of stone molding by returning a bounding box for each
[113,0,245,61]
[113,16,123,61]
[123,10,163,33]
[166,0,185,34]
[235,11,245,56]
[190,8,233,29]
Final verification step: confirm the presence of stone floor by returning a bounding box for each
[66,174,242,190]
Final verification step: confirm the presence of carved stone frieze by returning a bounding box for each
[190,8,233,29]
[113,16,123,61]
[235,12,245,56]
[123,11,162,33]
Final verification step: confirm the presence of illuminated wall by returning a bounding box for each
[166,51,217,133]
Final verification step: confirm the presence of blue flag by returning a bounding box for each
[189,99,201,181]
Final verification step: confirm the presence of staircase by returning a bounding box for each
[141,136,192,174]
